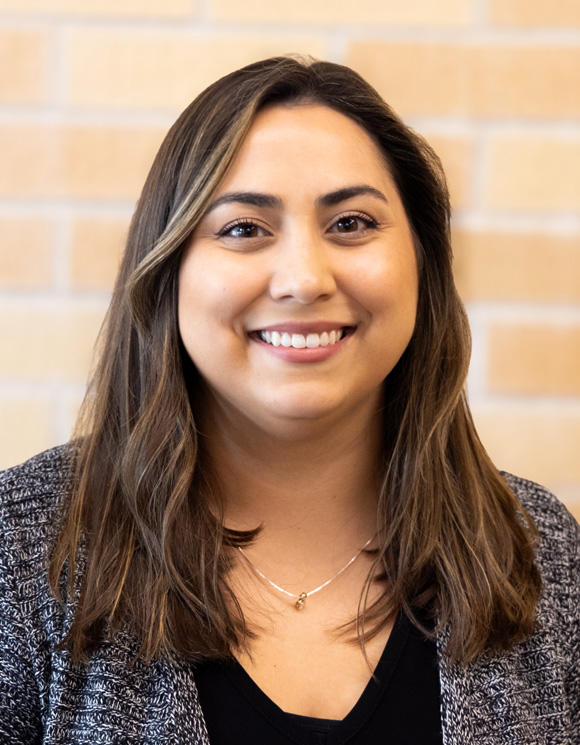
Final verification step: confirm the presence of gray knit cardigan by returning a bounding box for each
[0,446,579,744]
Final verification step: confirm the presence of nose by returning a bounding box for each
[268,234,337,304]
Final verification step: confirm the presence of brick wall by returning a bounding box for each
[0,0,579,519]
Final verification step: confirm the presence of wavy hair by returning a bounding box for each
[50,55,541,665]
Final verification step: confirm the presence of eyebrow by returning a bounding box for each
[316,185,388,207]
[206,192,283,212]
[205,185,388,214]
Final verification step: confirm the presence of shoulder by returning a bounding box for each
[440,476,580,743]
[501,471,579,625]
[0,445,72,597]
[501,471,579,554]
[0,444,71,533]
[0,447,73,731]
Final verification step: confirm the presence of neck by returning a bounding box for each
[197,396,382,559]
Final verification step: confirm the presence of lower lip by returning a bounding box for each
[252,332,351,363]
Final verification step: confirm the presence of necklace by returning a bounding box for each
[238,536,374,610]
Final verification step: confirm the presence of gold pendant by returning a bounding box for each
[295,592,307,610]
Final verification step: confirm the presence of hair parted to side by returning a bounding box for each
[50,55,541,665]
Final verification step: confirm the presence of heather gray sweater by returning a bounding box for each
[0,446,579,744]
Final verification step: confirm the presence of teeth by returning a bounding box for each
[306,334,318,348]
[259,329,344,349]
[292,334,306,348]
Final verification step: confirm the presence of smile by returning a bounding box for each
[259,329,346,349]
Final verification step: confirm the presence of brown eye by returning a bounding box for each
[230,223,260,238]
[336,217,359,233]
[331,214,377,235]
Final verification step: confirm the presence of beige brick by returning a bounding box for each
[423,135,473,210]
[63,392,85,440]
[567,501,580,523]
[0,398,54,471]
[472,407,580,485]
[0,29,48,105]
[486,137,580,212]
[65,30,327,111]
[0,125,57,197]
[347,43,580,118]
[553,485,580,521]
[453,231,580,303]
[0,0,193,17]
[347,43,469,117]
[0,217,55,288]
[471,47,580,119]
[0,124,165,200]
[488,325,580,396]
[490,0,580,27]
[213,0,470,24]
[61,127,166,201]
[70,217,129,289]
[0,304,106,382]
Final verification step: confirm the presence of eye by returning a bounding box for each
[336,217,359,233]
[329,213,378,235]
[217,219,270,239]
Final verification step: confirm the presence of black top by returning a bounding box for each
[194,611,442,744]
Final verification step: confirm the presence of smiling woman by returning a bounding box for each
[0,56,578,745]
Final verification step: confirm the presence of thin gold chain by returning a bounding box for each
[237,536,374,610]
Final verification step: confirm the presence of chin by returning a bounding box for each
[256,390,376,432]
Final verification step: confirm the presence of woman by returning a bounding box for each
[0,56,578,744]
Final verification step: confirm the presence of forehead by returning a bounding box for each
[215,103,396,197]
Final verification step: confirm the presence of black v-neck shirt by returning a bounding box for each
[194,611,443,744]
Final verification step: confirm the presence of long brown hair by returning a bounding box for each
[50,55,540,665]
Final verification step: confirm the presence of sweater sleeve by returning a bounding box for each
[0,521,43,744]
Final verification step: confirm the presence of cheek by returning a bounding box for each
[351,252,418,315]
[178,259,216,361]
[358,261,419,358]
[177,257,262,352]
[179,254,231,321]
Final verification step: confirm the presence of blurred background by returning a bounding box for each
[0,0,579,519]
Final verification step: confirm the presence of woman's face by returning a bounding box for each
[178,104,418,435]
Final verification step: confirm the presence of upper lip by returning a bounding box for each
[251,322,355,334]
